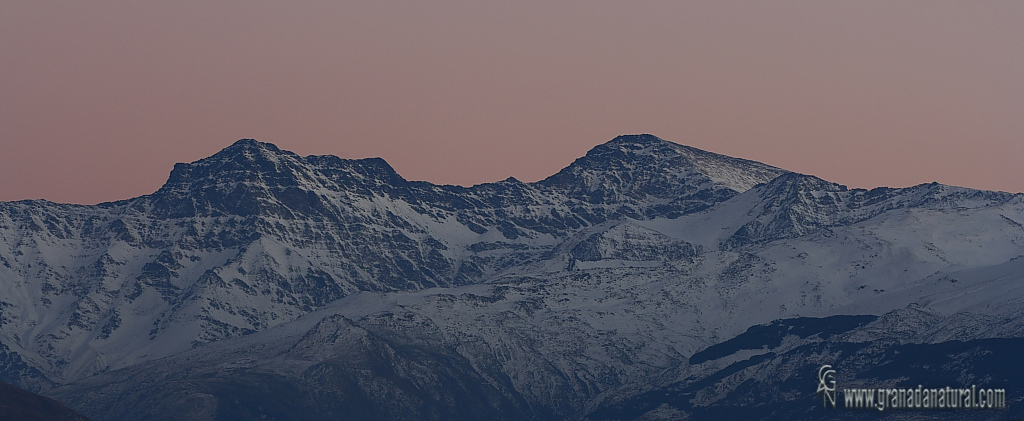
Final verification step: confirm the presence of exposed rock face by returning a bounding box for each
[1,135,1023,420]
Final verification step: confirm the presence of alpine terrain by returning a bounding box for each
[1,134,1022,420]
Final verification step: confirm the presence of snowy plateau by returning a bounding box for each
[1,134,1023,420]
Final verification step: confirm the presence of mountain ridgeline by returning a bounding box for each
[1,135,1023,420]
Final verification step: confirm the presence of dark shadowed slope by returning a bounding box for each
[0,381,90,421]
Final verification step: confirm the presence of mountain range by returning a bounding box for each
[1,134,1022,419]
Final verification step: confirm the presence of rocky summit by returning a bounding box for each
[1,135,1022,420]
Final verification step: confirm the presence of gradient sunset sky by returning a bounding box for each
[2,1,1022,204]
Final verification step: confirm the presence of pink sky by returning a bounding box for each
[2,1,1022,204]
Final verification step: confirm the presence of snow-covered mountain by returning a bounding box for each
[1,135,1022,420]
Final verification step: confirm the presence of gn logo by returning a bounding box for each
[817,364,837,408]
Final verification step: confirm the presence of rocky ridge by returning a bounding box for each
[0,134,1022,419]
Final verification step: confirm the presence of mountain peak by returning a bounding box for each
[160,139,298,190]
[211,138,291,162]
[142,135,787,220]
[227,138,263,148]
[606,133,666,146]
[590,134,676,157]
[142,140,414,218]
[540,135,788,204]
[140,140,317,218]
[608,135,791,192]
